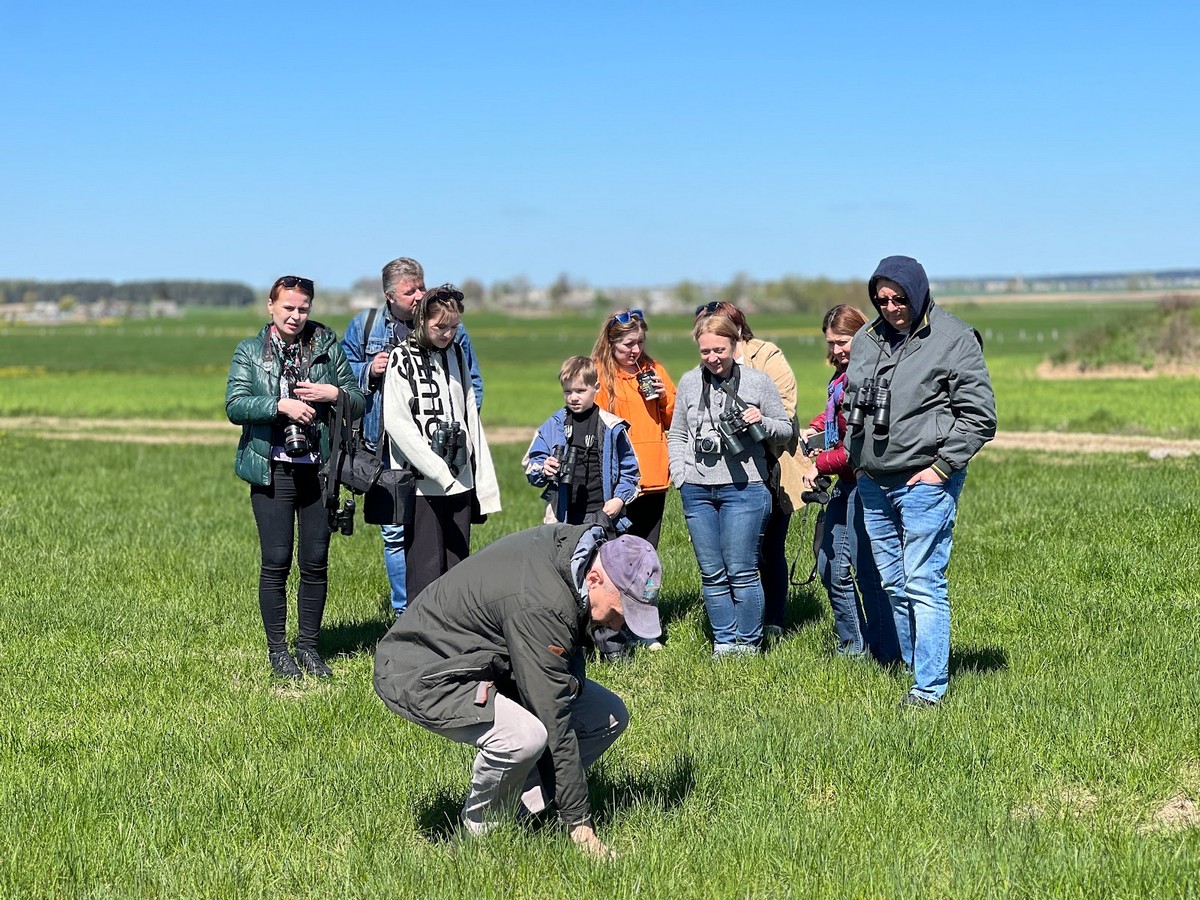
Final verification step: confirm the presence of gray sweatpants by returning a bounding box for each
[433,680,629,833]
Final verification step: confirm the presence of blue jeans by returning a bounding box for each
[382,525,407,616]
[369,442,407,617]
[858,471,967,702]
[818,484,898,661]
[680,482,773,648]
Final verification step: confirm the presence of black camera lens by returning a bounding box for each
[283,423,310,457]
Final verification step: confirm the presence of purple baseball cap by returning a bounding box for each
[598,535,663,639]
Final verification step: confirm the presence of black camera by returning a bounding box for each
[328,495,356,536]
[694,433,722,455]
[846,378,890,432]
[800,474,833,506]
[283,423,311,457]
[717,407,767,456]
[430,419,466,470]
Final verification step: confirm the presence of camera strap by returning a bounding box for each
[700,363,743,435]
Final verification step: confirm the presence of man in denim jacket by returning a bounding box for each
[341,257,483,619]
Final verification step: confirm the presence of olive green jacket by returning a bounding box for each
[225,321,364,486]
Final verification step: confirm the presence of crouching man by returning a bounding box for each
[374,524,662,859]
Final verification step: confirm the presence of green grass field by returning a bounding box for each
[3,300,1198,437]
[2,303,1199,897]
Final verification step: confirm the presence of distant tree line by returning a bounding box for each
[427,272,870,316]
[0,280,256,307]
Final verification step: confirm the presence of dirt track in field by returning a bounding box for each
[3,416,1200,457]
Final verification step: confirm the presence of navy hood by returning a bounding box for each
[868,256,931,326]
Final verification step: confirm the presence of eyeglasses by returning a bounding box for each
[609,308,644,326]
[273,275,315,295]
[694,301,726,318]
[877,295,908,308]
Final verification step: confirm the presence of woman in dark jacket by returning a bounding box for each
[799,304,896,662]
[225,275,364,680]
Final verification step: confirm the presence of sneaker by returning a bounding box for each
[641,639,665,652]
[600,649,633,664]
[459,811,500,836]
[295,646,333,678]
[900,692,938,709]
[269,650,303,680]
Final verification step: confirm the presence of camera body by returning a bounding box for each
[430,419,467,470]
[800,474,833,506]
[694,433,722,455]
[846,378,890,432]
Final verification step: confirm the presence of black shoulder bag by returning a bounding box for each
[324,387,415,527]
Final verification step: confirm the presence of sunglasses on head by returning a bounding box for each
[273,275,315,295]
[425,283,465,305]
[609,308,644,326]
[694,301,727,318]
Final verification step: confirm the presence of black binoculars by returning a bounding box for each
[800,474,833,506]
[717,407,768,455]
[431,419,466,470]
[845,378,891,433]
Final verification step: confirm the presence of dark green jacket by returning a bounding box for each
[374,524,597,826]
[225,321,364,486]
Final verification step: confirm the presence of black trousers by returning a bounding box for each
[250,461,330,653]
[760,499,793,629]
[623,490,667,548]
[405,491,472,603]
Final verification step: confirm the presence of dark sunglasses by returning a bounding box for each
[694,301,725,318]
[272,275,315,295]
[425,283,466,305]
[609,308,644,326]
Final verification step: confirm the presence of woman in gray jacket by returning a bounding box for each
[668,314,793,657]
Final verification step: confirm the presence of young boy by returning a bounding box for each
[524,356,640,535]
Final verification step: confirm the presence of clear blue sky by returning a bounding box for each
[2,1,1196,290]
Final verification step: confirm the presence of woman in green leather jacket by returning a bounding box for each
[225,275,364,680]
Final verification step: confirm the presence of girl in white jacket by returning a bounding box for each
[383,285,501,600]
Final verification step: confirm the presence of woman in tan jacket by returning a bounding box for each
[693,302,803,635]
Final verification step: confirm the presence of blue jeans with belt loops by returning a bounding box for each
[680,482,773,649]
[857,471,967,702]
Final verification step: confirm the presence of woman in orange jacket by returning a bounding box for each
[592,308,676,548]
[589,308,675,658]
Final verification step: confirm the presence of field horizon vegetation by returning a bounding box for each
[2,296,1198,896]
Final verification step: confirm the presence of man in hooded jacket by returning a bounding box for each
[843,256,996,707]
[374,524,662,858]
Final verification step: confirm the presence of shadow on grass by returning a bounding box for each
[415,786,465,844]
[320,618,390,658]
[413,753,697,843]
[951,644,1009,675]
[592,752,696,823]
[783,584,826,633]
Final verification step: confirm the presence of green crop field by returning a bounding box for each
[3,299,1198,437]
[2,301,1198,897]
